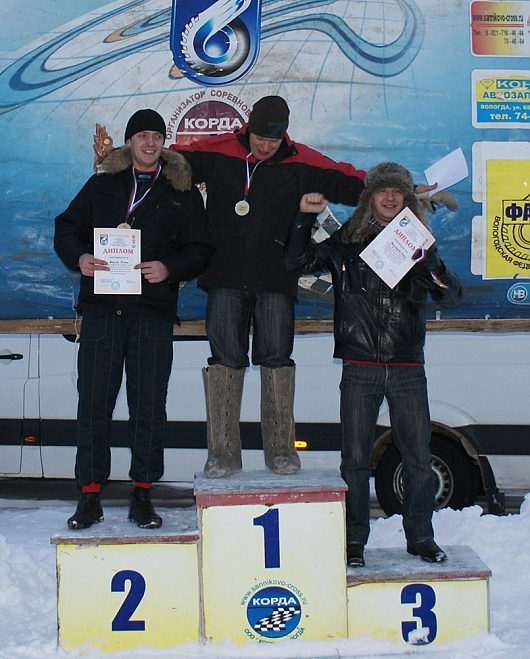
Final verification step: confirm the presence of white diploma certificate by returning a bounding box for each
[93,228,141,295]
[359,207,434,289]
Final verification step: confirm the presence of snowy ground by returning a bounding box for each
[1,483,530,659]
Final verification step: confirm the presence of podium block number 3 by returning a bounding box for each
[253,509,280,568]
[401,583,437,644]
[111,570,146,631]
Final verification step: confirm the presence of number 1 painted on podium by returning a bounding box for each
[253,509,280,568]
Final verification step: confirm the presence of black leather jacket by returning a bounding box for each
[285,214,462,363]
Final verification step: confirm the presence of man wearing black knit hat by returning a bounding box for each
[54,109,211,530]
[286,162,462,567]
[169,95,369,480]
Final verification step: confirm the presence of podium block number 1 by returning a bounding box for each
[253,509,280,568]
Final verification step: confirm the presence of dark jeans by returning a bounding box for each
[205,288,295,368]
[340,362,435,546]
[75,310,173,487]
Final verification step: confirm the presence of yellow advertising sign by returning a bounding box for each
[486,159,530,277]
[472,70,530,128]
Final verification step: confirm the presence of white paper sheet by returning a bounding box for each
[424,147,469,196]
[359,207,435,289]
[93,227,142,295]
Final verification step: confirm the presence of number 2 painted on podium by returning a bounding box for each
[253,508,280,568]
[111,570,146,631]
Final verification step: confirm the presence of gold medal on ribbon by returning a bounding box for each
[117,222,131,229]
[235,200,250,216]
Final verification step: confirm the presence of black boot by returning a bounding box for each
[407,539,447,563]
[346,543,365,568]
[67,493,104,530]
[128,487,162,529]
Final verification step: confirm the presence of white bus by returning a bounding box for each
[1,328,528,515]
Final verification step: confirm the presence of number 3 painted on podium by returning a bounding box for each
[401,583,437,643]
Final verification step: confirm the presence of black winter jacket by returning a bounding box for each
[285,215,462,363]
[171,126,365,297]
[54,148,212,320]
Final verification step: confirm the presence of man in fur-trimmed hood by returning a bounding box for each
[54,108,211,532]
[285,161,462,569]
[96,108,192,192]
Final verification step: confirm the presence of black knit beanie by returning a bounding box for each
[248,96,289,138]
[124,109,166,142]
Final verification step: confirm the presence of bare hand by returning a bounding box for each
[78,253,109,276]
[300,192,327,214]
[135,260,169,284]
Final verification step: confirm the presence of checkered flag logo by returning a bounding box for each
[298,205,341,296]
[253,605,301,632]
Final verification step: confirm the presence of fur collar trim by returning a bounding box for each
[95,146,192,191]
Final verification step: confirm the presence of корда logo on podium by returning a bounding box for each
[171,0,262,85]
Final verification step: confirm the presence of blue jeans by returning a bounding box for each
[205,288,295,368]
[75,311,173,486]
[340,362,435,546]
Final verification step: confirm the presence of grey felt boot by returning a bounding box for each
[203,365,244,478]
[260,366,301,475]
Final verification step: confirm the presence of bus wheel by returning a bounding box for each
[374,435,477,516]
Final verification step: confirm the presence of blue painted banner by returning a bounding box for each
[0,0,528,320]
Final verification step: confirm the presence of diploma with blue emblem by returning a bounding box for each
[360,207,434,289]
[93,227,142,295]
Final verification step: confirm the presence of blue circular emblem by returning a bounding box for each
[246,586,302,639]
[507,283,530,305]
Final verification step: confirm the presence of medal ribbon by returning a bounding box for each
[243,153,264,198]
[126,163,161,219]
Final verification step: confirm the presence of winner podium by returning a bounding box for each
[52,469,491,652]
[196,470,348,642]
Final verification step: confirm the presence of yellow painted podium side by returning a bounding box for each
[51,473,493,653]
[52,508,200,653]
[195,469,348,644]
[347,546,491,646]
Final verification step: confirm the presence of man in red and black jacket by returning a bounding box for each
[170,95,366,479]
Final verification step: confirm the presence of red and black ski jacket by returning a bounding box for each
[170,126,365,297]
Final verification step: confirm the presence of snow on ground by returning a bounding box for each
[1,492,530,659]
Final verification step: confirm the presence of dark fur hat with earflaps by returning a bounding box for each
[340,161,429,244]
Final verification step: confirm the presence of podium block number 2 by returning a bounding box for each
[253,509,280,568]
[111,570,146,631]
